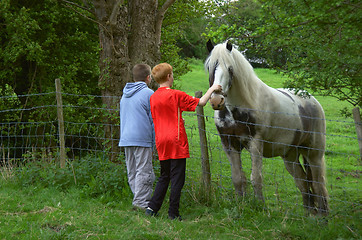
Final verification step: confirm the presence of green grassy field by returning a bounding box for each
[0,59,360,239]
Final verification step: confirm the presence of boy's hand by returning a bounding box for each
[198,84,223,107]
[211,84,222,93]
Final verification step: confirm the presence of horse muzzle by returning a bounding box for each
[209,92,225,110]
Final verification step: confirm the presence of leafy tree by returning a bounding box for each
[176,16,211,60]
[204,0,269,66]
[0,0,100,120]
[0,0,101,160]
[160,0,212,79]
[259,0,361,107]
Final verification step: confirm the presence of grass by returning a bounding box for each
[1,182,359,239]
[0,59,361,239]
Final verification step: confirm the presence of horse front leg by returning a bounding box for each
[224,148,248,197]
[249,139,264,201]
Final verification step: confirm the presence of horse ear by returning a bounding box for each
[207,39,214,53]
[226,41,233,52]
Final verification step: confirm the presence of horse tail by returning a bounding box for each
[303,156,313,184]
[303,156,315,209]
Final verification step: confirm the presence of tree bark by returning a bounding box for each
[352,108,362,161]
[93,0,129,162]
[92,0,175,162]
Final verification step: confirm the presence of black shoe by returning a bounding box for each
[169,215,182,221]
[145,207,157,217]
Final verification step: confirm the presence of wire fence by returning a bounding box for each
[0,88,361,221]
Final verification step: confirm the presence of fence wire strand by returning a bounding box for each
[0,91,360,221]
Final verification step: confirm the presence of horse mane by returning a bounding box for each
[205,42,263,109]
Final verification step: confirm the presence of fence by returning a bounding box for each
[1,81,361,221]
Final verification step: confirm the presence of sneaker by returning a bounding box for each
[169,215,182,221]
[145,207,157,217]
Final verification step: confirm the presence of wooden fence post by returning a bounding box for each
[352,107,362,161]
[55,79,66,168]
[195,91,211,197]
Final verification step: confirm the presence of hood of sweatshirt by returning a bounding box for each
[123,82,147,98]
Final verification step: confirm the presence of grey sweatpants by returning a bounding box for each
[124,147,155,208]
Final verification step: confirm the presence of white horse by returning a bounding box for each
[205,40,329,216]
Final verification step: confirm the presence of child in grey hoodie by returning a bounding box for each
[119,64,155,210]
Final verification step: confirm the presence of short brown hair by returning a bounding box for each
[132,64,151,82]
[151,63,173,84]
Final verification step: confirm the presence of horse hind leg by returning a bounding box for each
[304,153,329,216]
[283,149,315,215]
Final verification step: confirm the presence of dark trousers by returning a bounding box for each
[148,158,186,218]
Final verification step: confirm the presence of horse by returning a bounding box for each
[205,40,329,216]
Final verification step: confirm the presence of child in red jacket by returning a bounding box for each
[145,63,221,220]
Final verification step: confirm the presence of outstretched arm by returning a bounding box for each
[198,84,222,107]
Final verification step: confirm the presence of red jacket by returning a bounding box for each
[150,87,199,160]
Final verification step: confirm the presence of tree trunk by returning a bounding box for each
[92,0,174,162]
[352,108,362,161]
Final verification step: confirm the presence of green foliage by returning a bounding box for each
[258,0,361,107]
[174,0,216,61]
[160,28,191,85]
[204,0,269,66]
[161,0,213,83]
[1,0,99,90]
[176,16,210,60]
[0,0,100,113]
[0,0,105,161]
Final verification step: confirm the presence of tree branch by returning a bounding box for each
[58,0,93,14]
[155,0,176,46]
[61,2,102,28]
[159,0,176,17]
[109,0,123,26]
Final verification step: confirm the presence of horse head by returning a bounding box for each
[206,40,234,110]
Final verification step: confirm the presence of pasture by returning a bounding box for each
[0,59,360,239]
